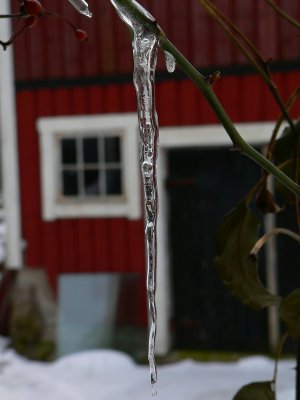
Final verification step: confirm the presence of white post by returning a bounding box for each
[0,0,23,268]
[265,176,280,351]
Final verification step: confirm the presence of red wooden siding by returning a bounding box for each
[16,70,300,284]
[16,87,143,280]
[12,0,300,81]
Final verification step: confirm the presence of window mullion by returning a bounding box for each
[59,146,64,198]
[77,137,84,198]
[99,137,106,195]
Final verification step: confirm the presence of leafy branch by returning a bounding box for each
[109,2,300,399]
[110,0,300,198]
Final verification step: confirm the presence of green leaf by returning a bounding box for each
[280,289,300,339]
[214,202,280,310]
[233,381,275,400]
[273,120,300,203]
[273,125,296,166]
[274,159,300,203]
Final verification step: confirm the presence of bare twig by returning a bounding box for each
[250,228,300,258]
[197,0,298,140]
[0,23,28,50]
[266,0,300,31]
[0,14,22,19]
[196,0,271,84]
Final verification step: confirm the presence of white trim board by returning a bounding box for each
[0,0,22,269]
[159,121,277,148]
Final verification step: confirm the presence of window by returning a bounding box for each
[60,136,122,197]
[38,114,141,220]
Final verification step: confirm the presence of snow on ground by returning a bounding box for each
[0,338,296,400]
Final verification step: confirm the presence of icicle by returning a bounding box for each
[164,51,176,73]
[67,0,92,17]
[132,22,159,394]
[110,0,159,391]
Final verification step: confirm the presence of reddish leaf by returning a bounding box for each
[255,187,280,214]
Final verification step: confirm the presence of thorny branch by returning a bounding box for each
[109,0,300,198]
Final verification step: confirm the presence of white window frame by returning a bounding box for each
[37,113,141,221]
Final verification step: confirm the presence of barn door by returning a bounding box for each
[167,147,269,352]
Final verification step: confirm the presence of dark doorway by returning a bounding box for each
[168,146,269,352]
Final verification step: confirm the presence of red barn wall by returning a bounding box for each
[12,0,300,81]
[11,0,300,324]
[16,84,145,286]
[16,70,300,281]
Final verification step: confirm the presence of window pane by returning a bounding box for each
[84,170,100,195]
[63,170,78,196]
[83,138,98,164]
[106,169,122,195]
[62,139,77,165]
[105,137,120,163]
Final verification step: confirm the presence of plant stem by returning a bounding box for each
[198,0,299,139]
[0,14,22,19]
[250,228,300,258]
[273,332,288,384]
[266,0,300,31]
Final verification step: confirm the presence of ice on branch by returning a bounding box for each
[110,0,160,392]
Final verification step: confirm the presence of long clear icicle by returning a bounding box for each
[133,31,159,392]
[110,0,159,392]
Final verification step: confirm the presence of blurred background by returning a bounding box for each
[0,0,299,362]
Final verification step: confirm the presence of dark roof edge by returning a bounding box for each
[15,59,300,91]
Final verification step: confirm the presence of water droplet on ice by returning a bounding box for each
[164,51,176,73]
[67,0,93,17]
[142,161,153,178]
[152,385,158,396]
